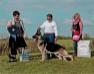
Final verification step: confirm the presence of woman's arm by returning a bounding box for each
[71,19,75,33]
[79,21,83,35]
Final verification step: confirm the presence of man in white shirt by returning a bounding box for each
[40,14,58,59]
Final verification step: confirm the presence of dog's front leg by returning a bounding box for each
[42,50,46,61]
[40,48,46,62]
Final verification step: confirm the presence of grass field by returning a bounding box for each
[0,39,94,74]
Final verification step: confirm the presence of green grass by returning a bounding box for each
[0,39,94,74]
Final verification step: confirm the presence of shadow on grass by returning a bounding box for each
[69,51,94,57]
[91,51,94,57]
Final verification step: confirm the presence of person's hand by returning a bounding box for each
[55,37,57,44]
[73,30,76,33]
[80,32,82,36]
[7,21,13,28]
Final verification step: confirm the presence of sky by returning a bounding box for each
[0,0,94,38]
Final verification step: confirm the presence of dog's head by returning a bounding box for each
[32,28,42,42]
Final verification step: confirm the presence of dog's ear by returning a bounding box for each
[36,28,41,35]
[32,35,36,38]
[33,28,41,39]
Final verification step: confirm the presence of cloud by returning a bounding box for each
[32,5,46,9]
[3,0,27,11]
[22,18,32,25]
[49,0,75,3]
[63,18,93,25]
[3,0,76,11]
[63,19,72,25]
[0,17,32,27]
[83,19,93,25]
[0,19,8,26]
[92,14,94,20]
[64,0,75,3]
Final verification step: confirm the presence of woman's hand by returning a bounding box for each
[73,30,76,33]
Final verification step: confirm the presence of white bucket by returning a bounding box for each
[20,49,31,62]
[77,40,91,58]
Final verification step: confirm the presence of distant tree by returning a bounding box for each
[83,33,91,40]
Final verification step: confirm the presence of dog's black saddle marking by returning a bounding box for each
[46,43,64,52]
[39,41,44,46]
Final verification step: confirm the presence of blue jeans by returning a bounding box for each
[43,33,55,59]
[43,33,55,43]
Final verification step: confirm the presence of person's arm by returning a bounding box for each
[38,22,46,36]
[20,20,25,35]
[79,21,83,35]
[7,21,15,35]
[40,22,45,29]
[71,19,75,33]
[71,26,73,33]
[54,22,58,43]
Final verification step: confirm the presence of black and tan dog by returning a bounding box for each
[33,30,73,62]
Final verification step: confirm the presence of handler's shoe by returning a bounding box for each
[8,54,17,63]
[8,58,17,63]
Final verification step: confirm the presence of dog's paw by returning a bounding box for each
[40,60,45,63]
[58,57,63,60]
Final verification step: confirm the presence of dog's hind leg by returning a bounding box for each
[59,49,73,61]
[54,52,60,60]
[63,55,73,61]
[67,55,73,61]
[58,55,63,60]
[54,52,63,60]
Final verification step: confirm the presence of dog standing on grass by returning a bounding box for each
[32,30,73,62]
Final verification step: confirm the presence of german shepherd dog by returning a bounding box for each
[32,30,73,62]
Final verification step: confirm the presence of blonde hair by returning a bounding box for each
[73,13,81,21]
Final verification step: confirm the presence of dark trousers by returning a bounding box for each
[9,36,17,60]
[72,32,82,56]
[9,36,17,55]
[43,33,56,59]
[43,33,55,43]
[9,35,26,60]
[73,41,78,56]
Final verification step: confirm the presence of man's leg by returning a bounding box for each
[9,36,17,62]
[49,34,56,59]
[43,34,51,59]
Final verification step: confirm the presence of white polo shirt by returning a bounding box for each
[40,21,58,37]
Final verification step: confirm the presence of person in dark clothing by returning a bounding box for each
[72,13,83,56]
[7,11,26,62]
